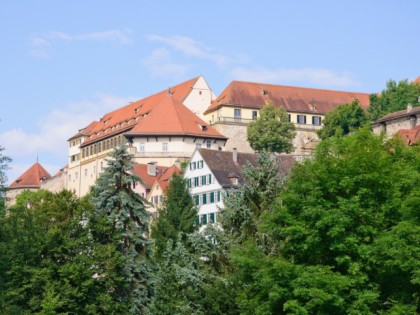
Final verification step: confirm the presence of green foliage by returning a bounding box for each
[368,79,420,121]
[0,189,99,314]
[151,172,197,258]
[317,100,369,140]
[231,128,420,313]
[247,103,295,153]
[220,150,285,244]
[91,143,154,314]
[0,145,11,215]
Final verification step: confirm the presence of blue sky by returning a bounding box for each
[1,1,419,183]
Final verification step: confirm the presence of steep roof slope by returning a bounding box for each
[126,96,226,139]
[155,164,180,192]
[131,163,168,190]
[198,149,295,188]
[373,106,420,123]
[9,162,52,189]
[204,80,370,115]
[78,76,201,146]
[414,76,420,83]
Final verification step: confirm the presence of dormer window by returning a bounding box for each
[262,89,268,95]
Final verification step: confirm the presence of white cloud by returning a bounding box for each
[147,34,229,66]
[230,67,359,87]
[141,48,190,78]
[29,28,133,58]
[0,93,137,183]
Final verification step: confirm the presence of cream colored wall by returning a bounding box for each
[147,183,163,214]
[6,188,38,208]
[205,106,324,126]
[41,174,66,193]
[183,76,216,119]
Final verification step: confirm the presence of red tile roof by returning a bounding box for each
[79,77,201,147]
[204,80,370,115]
[125,95,226,139]
[131,163,168,190]
[156,164,180,192]
[373,106,420,123]
[396,125,420,145]
[9,162,52,189]
[414,76,420,83]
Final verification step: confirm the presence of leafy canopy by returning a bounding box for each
[247,102,295,153]
[368,79,420,121]
[317,100,369,140]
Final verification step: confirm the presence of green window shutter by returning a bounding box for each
[194,195,199,206]
[209,212,215,223]
[210,192,215,203]
[201,214,207,225]
[202,193,207,205]
[202,175,206,185]
[217,191,221,201]
[208,174,212,183]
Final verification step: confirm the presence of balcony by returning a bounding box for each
[210,117,323,130]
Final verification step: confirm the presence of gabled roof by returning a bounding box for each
[198,148,295,189]
[396,125,420,145]
[204,80,370,115]
[373,106,420,124]
[79,76,202,147]
[9,162,52,189]
[154,164,180,192]
[125,95,227,139]
[131,163,168,190]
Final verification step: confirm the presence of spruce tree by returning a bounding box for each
[91,144,153,314]
[151,172,197,259]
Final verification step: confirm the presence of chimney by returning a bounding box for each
[147,162,157,177]
[407,103,413,113]
[232,148,238,163]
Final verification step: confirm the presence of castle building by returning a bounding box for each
[203,80,370,154]
[66,76,226,196]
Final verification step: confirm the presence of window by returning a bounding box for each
[252,110,258,120]
[196,143,201,149]
[208,174,212,184]
[139,142,145,151]
[75,172,79,180]
[288,114,291,122]
[194,177,199,187]
[202,175,207,185]
[209,213,215,223]
[194,195,199,206]
[162,143,168,151]
[195,215,200,226]
[199,160,204,169]
[210,192,215,203]
[93,166,96,174]
[234,108,241,119]
[297,115,307,124]
[84,169,88,177]
[192,162,197,170]
[312,116,322,126]
[217,191,221,202]
[202,193,207,205]
[201,214,207,225]
[187,178,192,188]
[206,140,212,148]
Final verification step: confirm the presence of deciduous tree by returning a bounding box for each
[247,103,295,153]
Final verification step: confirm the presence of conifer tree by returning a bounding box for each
[151,172,197,258]
[91,144,153,314]
[0,145,11,216]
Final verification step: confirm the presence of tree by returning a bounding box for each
[368,79,420,121]
[90,143,154,314]
[219,150,286,245]
[232,128,420,314]
[247,103,295,153]
[0,145,11,216]
[0,190,97,314]
[317,100,369,140]
[151,172,197,258]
